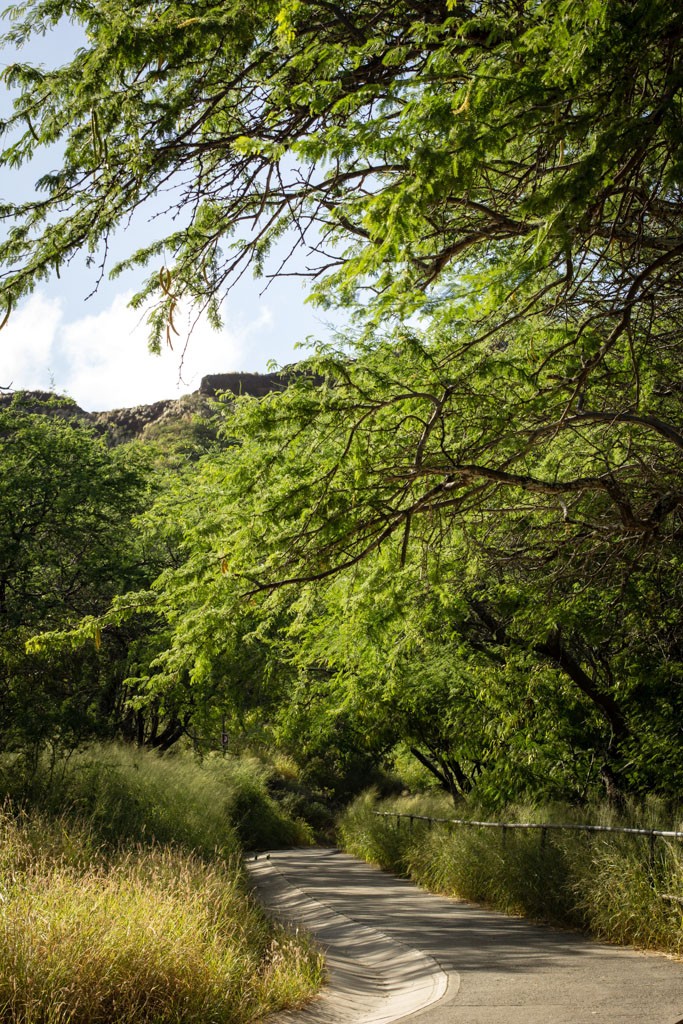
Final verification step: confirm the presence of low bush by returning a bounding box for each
[222,755,313,849]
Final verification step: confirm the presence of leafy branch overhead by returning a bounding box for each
[1,0,682,804]
[1,1,683,339]
[2,0,681,539]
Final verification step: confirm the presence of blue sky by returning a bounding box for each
[0,14,335,410]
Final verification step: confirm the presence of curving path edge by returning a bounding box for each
[247,849,457,1024]
[246,846,683,1024]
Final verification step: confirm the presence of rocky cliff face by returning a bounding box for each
[199,371,295,398]
[0,371,298,445]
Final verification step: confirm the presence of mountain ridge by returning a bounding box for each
[0,371,302,444]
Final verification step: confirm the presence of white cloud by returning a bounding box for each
[0,294,64,391]
[60,292,250,410]
[0,291,282,411]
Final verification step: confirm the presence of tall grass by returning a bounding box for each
[339,791,683,955]
[0,809,322,1024]
[0,743,313,853]
[0,745,322,1024]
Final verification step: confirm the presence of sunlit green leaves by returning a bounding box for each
[2,0,682,801]
[1,0,679,335]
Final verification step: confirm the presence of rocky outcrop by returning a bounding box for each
[0,369,316,445]
[1,388,192,445]
[91,398,185,445]
[199,371,292,398]
[198,369,324,398]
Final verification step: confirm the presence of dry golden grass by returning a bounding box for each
[1,855,317,1023]
[0,745,323,1024]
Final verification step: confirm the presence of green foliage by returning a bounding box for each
[339,792,683,955]
[2,0,683,807]
[0,742,315,855]
[2,0,683,339]
[117,378,682,800]
[213,755,314,849]
[0,405,155,757]
[0,402,149,630]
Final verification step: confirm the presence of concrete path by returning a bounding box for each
[246,847,683,1024]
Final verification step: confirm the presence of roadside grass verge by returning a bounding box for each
[338,791,683,956]
[0,745,322,1024]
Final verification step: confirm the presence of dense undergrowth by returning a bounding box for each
[0,744,323,1024]
[339,791,683,956]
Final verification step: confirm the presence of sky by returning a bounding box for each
[0,286,327,412]
[0,15,334,411]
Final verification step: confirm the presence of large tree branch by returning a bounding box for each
[554,411,683,452]
[468,600,628,745]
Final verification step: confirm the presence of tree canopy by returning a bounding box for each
[0,397,155,755]
[2,1,682,334]
[2,0,682,803]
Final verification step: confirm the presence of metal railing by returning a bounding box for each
[372,810,683,904]
[373,810,683,855]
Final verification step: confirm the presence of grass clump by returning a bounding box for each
[339,791,683,955]
[0,745,322,1024]
[0,743,313,853]
[336,789,412,872]
[0,809,323,1024]
[575,837,683,950]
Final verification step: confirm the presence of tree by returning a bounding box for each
[3,1,682,801]
[1,0,680,577]
[79,373,679,803]
[1,1,682,340]
[280,562,622,805]
[0,397,153,757]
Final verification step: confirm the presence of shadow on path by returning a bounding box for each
[247,847,683,1024]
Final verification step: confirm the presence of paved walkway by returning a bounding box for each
[246,847,683,1024]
